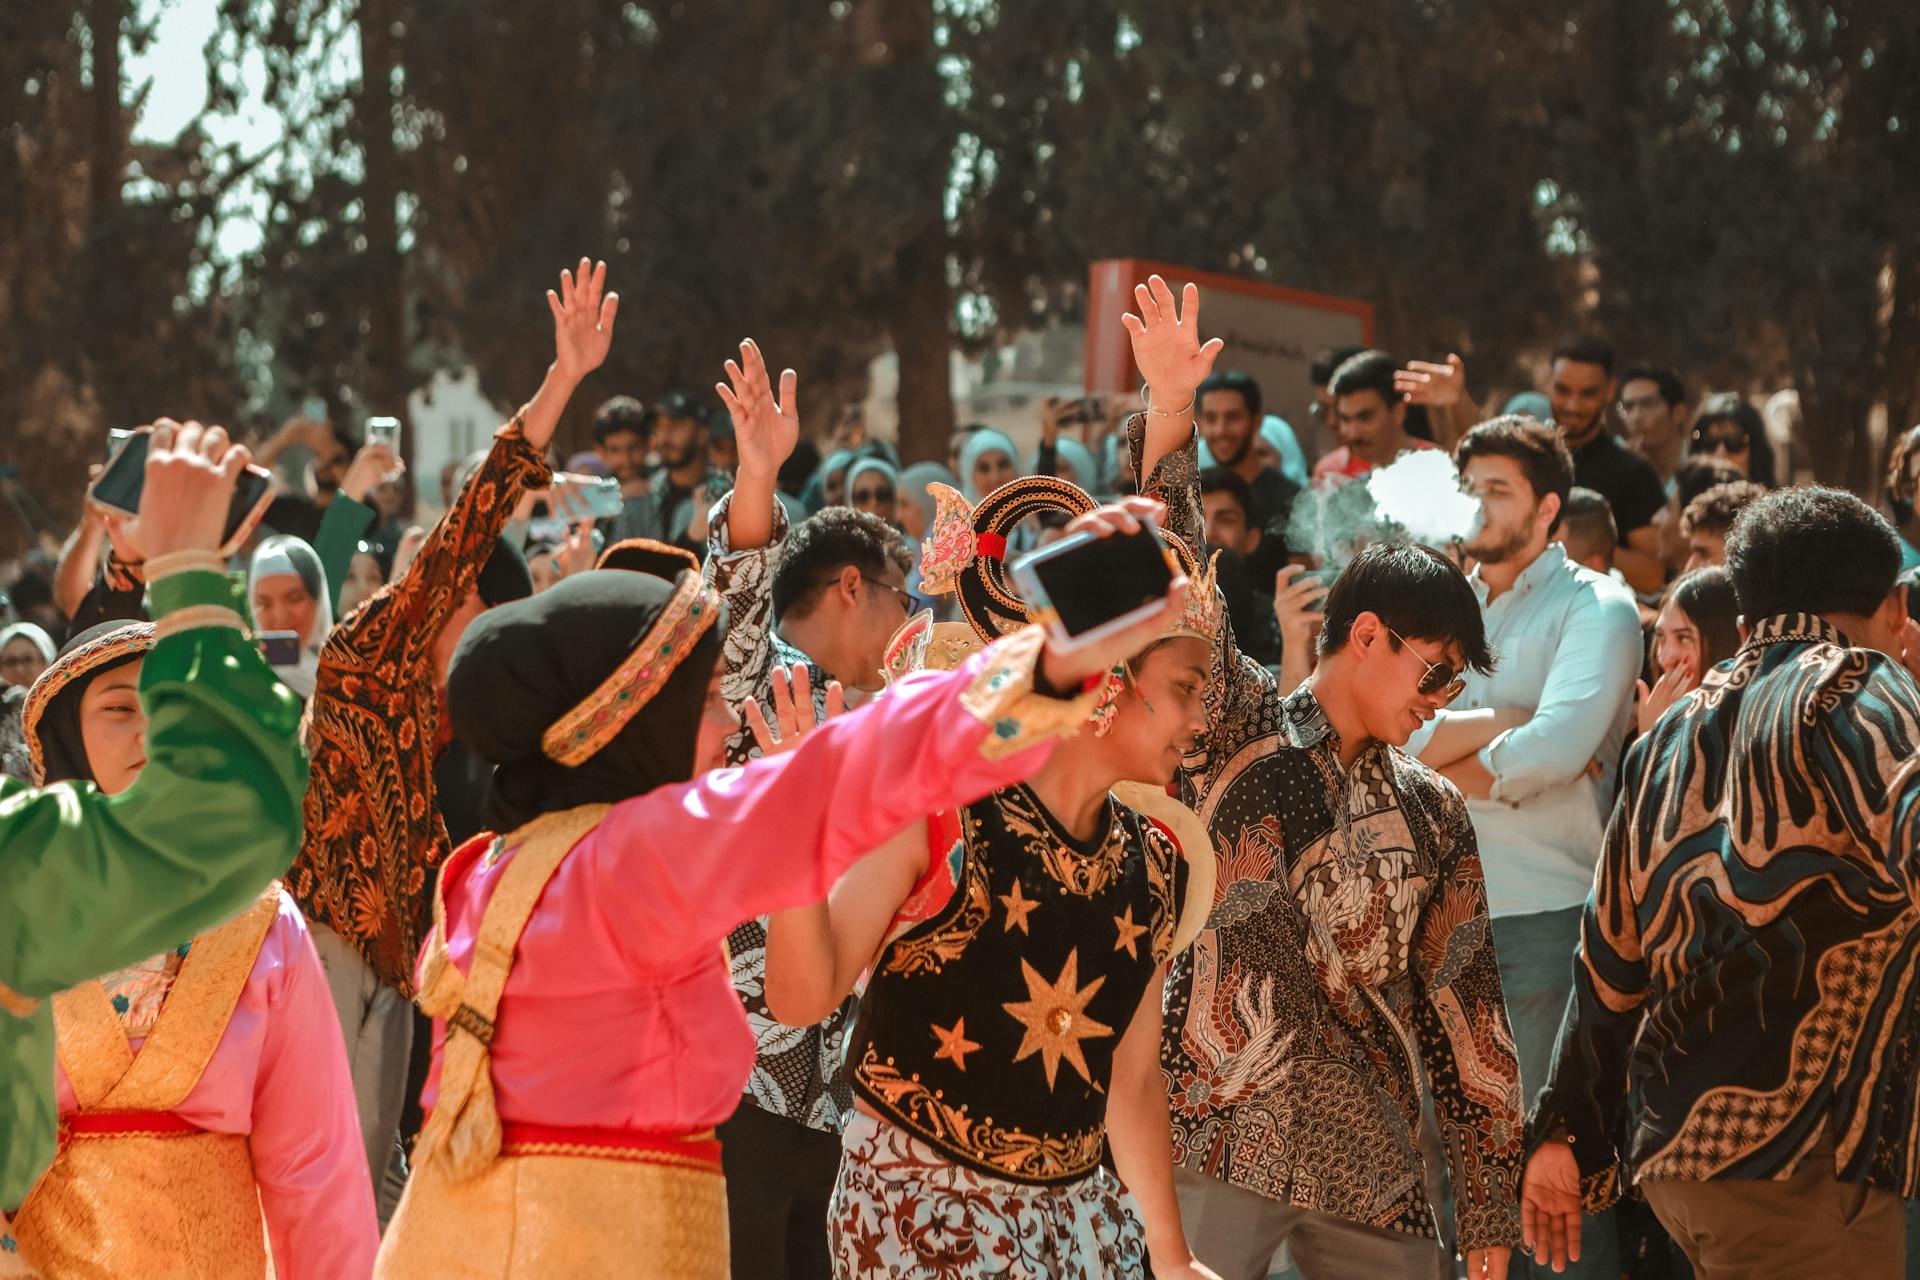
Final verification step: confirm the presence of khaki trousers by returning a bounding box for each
[1642,1140,1905,1280]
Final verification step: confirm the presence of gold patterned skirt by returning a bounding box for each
[376,1124,729,1280]
[11,1113,267,1279]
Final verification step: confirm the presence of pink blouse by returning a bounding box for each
[418,654,1063,1134]
[54,893,377,1280]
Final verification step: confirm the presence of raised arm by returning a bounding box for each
[1124,276,1223,489]
[0,422,308,999]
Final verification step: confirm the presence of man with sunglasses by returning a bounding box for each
[1127,276,1526,1280]
[1406,414,1643,1279]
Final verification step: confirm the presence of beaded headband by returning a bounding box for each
[539,572,721,767]
[23,622,156,785]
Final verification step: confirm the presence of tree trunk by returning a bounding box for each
[358,0,411,506]
[85,0,126,427]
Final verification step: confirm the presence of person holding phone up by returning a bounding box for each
[1126,278,1525,1280]
[0,422,311,1268]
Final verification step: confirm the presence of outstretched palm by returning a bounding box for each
[716,338,799,481]
[548,257,620,382]
[1120,275,1224,402]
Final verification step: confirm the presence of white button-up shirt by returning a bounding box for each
[1408,543,1643,917]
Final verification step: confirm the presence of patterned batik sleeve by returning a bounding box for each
[330,424,551,674]
[1125,413,1276,784]
[1526,745,1652,1212]
[1409,787,1526,1251]
[705,488,792,764]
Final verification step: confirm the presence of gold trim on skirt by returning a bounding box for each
[376,1144,728,1279]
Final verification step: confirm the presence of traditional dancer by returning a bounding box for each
[373,505,1185,1278]
[0,421,309,1271]
[8,622,375,1279]
[759,477,1223,1280]
[1126,277,1525,1280]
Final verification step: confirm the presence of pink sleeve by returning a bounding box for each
[250,904,379,1280]
[595,633,1090,964]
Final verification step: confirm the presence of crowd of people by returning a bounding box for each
[0,260,1915,1280]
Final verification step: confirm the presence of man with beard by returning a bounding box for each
[591,394,653,498]
[1545,338,1667,593]
[1195,370,1299,536]
[1407,415,1642,1279]
[612,391,733,553]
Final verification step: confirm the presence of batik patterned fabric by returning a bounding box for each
[829,1110,1147,1280]
[1530,612,1920,1209]
[1130,418,1525,1253]
[707,492,855,1135]
[291,425,550,993]
[848,783,1185,1186]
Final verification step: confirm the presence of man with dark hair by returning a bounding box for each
[1200,465,1283,667]
[1197,368,1299,535]
[1128,278,1524,1280]
[590,394,652,495]
[1559,487,1618,576]
[1545,337,1667,593]
[611,389,733,551]
[1312,349,1434,484]
[1409,414,1642,1279]
[1522,486,1920,1278]
[698,341,917,1279]
[1679,479,1767,571]
[1617,366,1688,484]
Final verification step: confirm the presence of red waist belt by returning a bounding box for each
[497,1122,722,1173]
[61,1112,203,1143]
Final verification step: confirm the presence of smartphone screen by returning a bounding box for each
[91,431,275,546]
[552,473,626,520]
[259,631,303,666]
[365,416,400,452]
[1016,524,1174,638]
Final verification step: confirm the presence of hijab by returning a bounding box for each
[899,462,958,534]
[247,535,333,701]
[1033,438,1100,493]
[23,621,155,785]
[447,569,725,833]
[801,449,856,514]
[844,457,901,512]
[957,429,1018,503]
[0,622,57,682]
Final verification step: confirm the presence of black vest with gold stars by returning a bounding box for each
[847,783,1187,1186]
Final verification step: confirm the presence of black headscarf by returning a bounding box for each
[447,569,723,833]
[25,621,155,785]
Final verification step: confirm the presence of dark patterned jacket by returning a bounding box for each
[707,492,856,1134]
[1135,419,1525,1252]
[1531,613,1920,1208]
[291,425,550,991]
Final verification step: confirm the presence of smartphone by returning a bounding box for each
[550,472,626,520]
[365,415,401,453]
[1009,514,1175,651]
[107,427,134,459]
[259,631,303,666]
[90,430,275,548]
[1071,395,1107,424]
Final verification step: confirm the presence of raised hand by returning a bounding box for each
[1394,353,1467,407]
[741,663,846,757]
[1520,1142,1584,1273]
[716,339,799,482]
[547,257,620,384]
[1635,658,1695,736]
[340,440,404,504]
[1037,497,1191,689]
[1273,564,1329,655]
[1120,275,1224,405]
[102,420,256,561]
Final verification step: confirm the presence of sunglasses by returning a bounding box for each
[1692,429,1749,454]
[851,486,895,505]
[1387,626,1465,703]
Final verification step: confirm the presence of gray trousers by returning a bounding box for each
[310,923,415,1227]
[1175,1167,1451,1280]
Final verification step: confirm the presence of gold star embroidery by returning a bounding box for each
[998,879,1039,934]
[931,1017,982,1071]
[1002,948,1114,1089]
[1112,906,1148,959]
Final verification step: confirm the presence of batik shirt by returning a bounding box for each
[292,425,551,992]
[1132,419,1525,1252]
[707,492,855,1134]
[1531,614,1920,1208]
